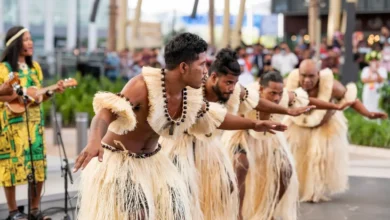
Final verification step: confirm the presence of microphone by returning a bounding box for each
[13,85,35,102]
[13,84,24,96]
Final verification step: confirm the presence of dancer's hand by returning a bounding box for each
[336,100,356,110]
[73,141,104,173]
[367,112,388,120]
[253,120,287,134]
[287,105,316,116]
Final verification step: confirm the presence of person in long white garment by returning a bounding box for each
[361,51,388,112]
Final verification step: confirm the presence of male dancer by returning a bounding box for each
[284,59,387,203]
[223,71,354,220]
[73,33,286,220]
[161,49,312,220]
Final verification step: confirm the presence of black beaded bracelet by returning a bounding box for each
[45,91,53,97]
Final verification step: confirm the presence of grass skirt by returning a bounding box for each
[283,111,349,202]
[194,137,239,220]
[160,135,204,220]
[77,147,192,220]
[224,130,298,220]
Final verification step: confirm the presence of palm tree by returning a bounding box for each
[107,0,117,51]
[221,0,230,48]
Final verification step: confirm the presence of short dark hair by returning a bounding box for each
[210,48,241,76]
[260,71,284,87]
[164,32,208,70]
[0,26,33,71]
[234,46,244,54]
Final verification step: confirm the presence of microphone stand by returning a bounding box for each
[16,88,37,220]
[49,95,73,220]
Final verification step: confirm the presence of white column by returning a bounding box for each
[44,0,54,53]
[88,23,97,52]
[18,0,29,30]
[88,0,98,52]
[0,0,4,48]
[277,13,284,39]
[67,0,77,50]
[247,2,253,41]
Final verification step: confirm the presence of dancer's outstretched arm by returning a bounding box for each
[332,80,388,119]
[351,99,388,119]
[218,113,287,133]
[307,96,355,110]
[255,97,315,116]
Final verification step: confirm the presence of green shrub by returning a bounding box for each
[345,109,390,149]
[43,73,126,126]
[346,78,390,148]
[379,83,390,116]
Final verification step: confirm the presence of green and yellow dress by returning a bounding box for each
[0,61,47,187]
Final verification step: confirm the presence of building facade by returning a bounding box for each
[272,0,390,39]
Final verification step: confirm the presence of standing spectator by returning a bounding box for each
[361,51,388,112]
[252,43,265,77]
[104,50,120,81]
[149,53,162,68]
[332,30,344,49]
[321,46,340,75]
[260,54,275,77]
[379,26,390,48]
[119,48,132,81]
[236,46,254,86]
[381,41,390,72]
[271,42,298,76]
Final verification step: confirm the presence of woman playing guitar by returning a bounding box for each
[0,26,64,220]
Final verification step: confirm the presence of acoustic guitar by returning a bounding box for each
[1,72,21,94]
[5,78,78,114]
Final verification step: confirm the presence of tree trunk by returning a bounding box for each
[117,0,128,51]
[232,0,246,49]
[130,0,143,51]
[221,0,230,48]
[308,0,318,47]
[208,0,215,47]
[107,0,117,51]
[327,0,342,46]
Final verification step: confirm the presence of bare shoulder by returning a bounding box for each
[121,75,149,107]
[332,80,347,99]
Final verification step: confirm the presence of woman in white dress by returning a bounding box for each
[361,51,388,112]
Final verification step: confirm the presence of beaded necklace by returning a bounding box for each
[161,69,188,135]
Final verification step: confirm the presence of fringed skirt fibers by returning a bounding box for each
[160,135,203,220]
[284,111,349,202]
[194,138,239,220]
[77,148,192,220]
[224,131,298,220]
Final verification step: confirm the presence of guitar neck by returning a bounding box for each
[36,84,58,96]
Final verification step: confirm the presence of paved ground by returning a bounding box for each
[1,128,389,219]
[299,177,390,220]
